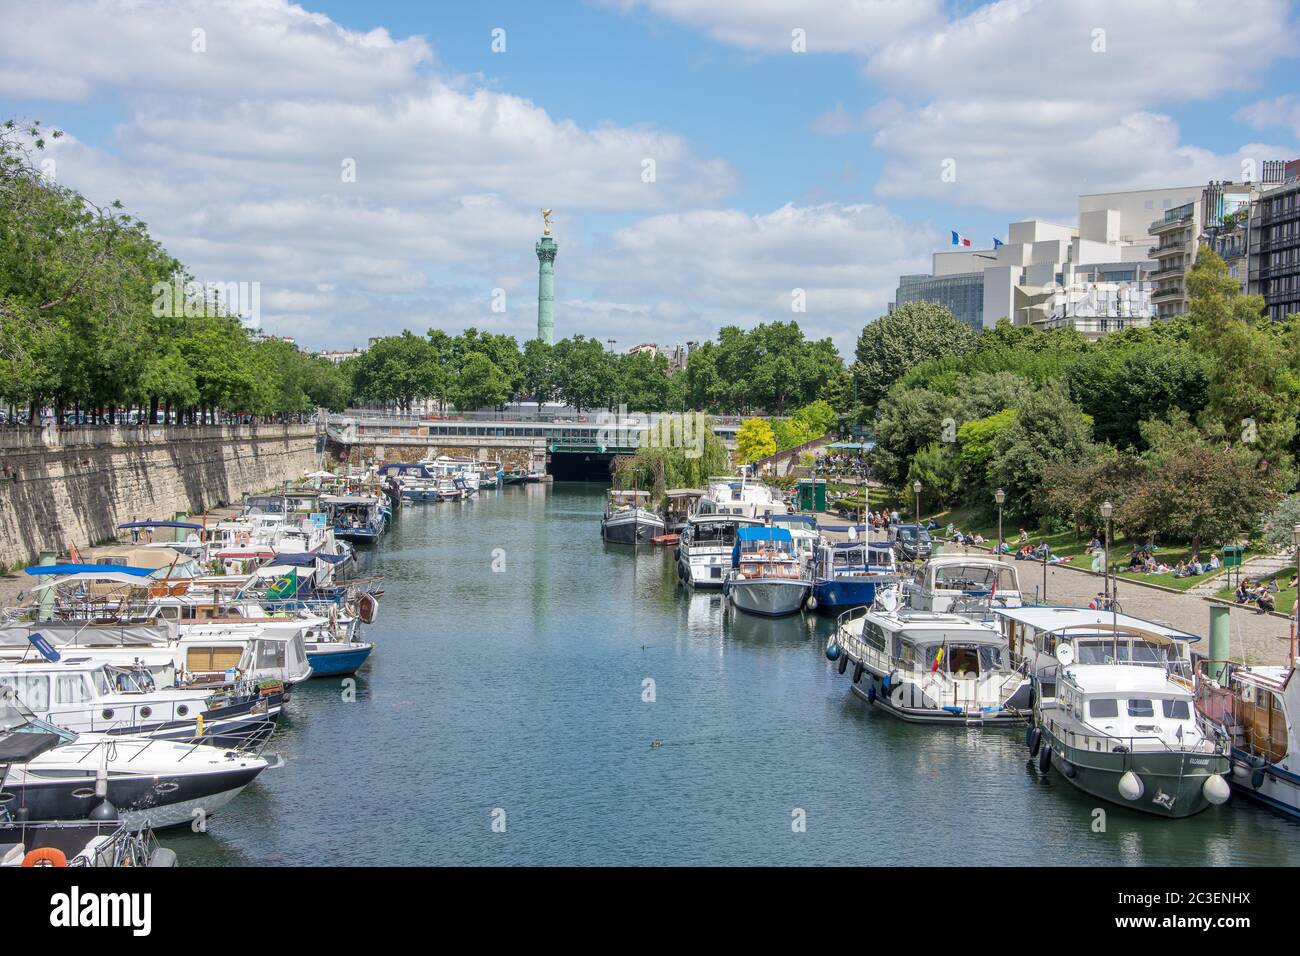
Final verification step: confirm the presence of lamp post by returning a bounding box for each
[1292,523,1300,664]
[1100,501,1114,606]
[913,480,922,532]
[995,488,1006,557]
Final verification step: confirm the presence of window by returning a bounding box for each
[256,641,286,670]
[1161,699,1190,719]
[1089,698,1119,718]
[55,675,92,706]
[1127,698,1155,717]
[0,674,50,712]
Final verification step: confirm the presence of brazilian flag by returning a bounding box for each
[267,567,299,600]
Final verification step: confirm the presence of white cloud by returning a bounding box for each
[1237,94,1300,139]
[602,0,943,54]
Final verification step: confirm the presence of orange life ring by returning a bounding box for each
[22,847,67,867]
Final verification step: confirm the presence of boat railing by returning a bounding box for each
[1041,713,1223,757]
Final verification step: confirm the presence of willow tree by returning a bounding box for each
[612,415,729,507]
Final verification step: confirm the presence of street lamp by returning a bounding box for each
[995,488,1006,557]
[913,480,922,531]
[1100,501,1114,606]
[1292,523,1300,663]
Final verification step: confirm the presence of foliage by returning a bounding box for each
[611,418,730,504]
[1261,494,1300,554]
[681,321,843,414]
[735,418,776,464]
[850,302,979,412]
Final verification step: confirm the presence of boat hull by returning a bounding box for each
[813,577,888,612]
[602,511,665,545]
[306,643,375,677]
[1043,729,1230,818]
[727,579,809,617]
[851,670,1028,724]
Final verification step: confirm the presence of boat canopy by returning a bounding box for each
[831,540,892,550]
[270,550,345,566]
[992,606,1198,643]
[736,526,793,543]
[29,571,155,592]
[24,563,152,578]
[116,520,203,530]
[771,514,816,527]
[665,488,706,498]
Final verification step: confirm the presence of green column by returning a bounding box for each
[1209,604,1230,682]
[535,236,557,345]
[37,550,56,622]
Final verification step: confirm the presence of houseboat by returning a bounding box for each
[601,490,665,545]
[723,526,812,617]
[676,514,765,588]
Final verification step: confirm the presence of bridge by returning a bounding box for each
[325,410,740,480]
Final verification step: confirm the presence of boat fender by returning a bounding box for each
[148,847,179,867]
[866,684,876,704]
[1203,774,1231,806]
[1231,760,1250,781]
[1251,767,1267,790]
[1036,745,1051,774]
[1060,759,1076,779]
[22,847,67,867]
[805,594,818,612]
[1118,770,1144,801]
[825,643,840,662]
[837,653,849,675]
[1027,727,1042,757]
[852,661,864,685]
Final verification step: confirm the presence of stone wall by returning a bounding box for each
[0,425,319,567]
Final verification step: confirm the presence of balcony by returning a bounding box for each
[1150,211,1194,234]
[1152,286,1184,302]
[1148,242,1186,258]
[1148,264,1185,279]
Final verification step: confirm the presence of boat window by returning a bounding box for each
[1126,698,1155,717]
[55,674,93,705]
[1088,697,1119,718]
[1131,642,1163,664]
[863,622,886,651]
[0,674,50,712]
[256,640,287,670]
[1161,699,1190,719]
[93,669,113,696]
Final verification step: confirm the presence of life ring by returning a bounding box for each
[23,847,67,867]
[358,593,378,625]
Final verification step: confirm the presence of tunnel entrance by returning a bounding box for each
[548,452,616,482]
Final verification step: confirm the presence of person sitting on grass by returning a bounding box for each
[1236,578,1253,604]
[1257,589,1276,614]
[1209,553,1221,571]
[1085,536,1101,554]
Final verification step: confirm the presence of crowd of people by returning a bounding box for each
[1122,548,1220,578]
[1234,575,1299,616]
[813,453,868,481]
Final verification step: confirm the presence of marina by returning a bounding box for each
[4,478,1294,866]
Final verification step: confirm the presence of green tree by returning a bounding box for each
[851,302,978,412]
[735,418,776,464]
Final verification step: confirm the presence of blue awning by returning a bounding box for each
[117,520,203,530]
[736,526,793,542]
[24,563,153,577]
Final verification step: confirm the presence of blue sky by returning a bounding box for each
[4,0,1299,357]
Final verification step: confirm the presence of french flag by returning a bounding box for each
[951,230,971,247]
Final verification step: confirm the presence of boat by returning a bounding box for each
[502,469,528,485]
[377,462,441,502]
[1029,636,1231,818]
[0,696,268,830]
[723,526,812,617]
[676,514,765,588]
[0,654,274,746]
[699,476,789,521]
[827,599,1031,724]
[600,490,665,545]
[0,818,176,867]
[1195,659,1300,819]
[421,455,481,494]
[321,495,387,543]
[813,539,899,612]
[906,554,1022,614]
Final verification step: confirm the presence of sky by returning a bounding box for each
[3,0,1299,358]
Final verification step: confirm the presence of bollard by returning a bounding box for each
[1208,604,1230,683]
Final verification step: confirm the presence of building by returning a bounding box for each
[1249,169,1300,323]
[894,272,985,330]
[626,342,659,356]
[319,349,366,364]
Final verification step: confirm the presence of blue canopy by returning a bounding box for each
[736,526,793,543]
[772,514,816,527]
[24,563,153,577]
[271,551,346,566]
[117,520,203,530]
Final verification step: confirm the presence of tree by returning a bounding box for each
[551,335,611,413]
[450,351,511,411]
[519,338,557,411]
[612,417,730,505]
[850,302,978,412]
[986,381,1096,522]
[351,331,443,413]
[1261,494,1300,554]
[735,418,776,464]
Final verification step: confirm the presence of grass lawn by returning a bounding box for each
[931,506,1260,592]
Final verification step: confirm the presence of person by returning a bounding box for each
[1258,589,1276,614]
[1236,578,1253,604]
[1017,529,1029,545]
[1085,536,1101,554]
[1209,553,1221,571]
[1173,560,1188,578]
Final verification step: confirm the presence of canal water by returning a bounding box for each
[165,483,1300,865]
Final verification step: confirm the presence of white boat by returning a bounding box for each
[723,526,812,617]
[0,697,268,830]
[421,455,481,493]
[601,490,665,544]
[698,475,789,521]
[1196,659,1300,819]
[1030,639,1231,818]
[0,656,274,745]
[906,555,1023,614]
[828,600,1031,724]
[676,514,764,588]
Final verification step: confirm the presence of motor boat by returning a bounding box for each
[813,539,899,612]
[0,818,176,867]
[0,697,268,830]
[723,526,812,617]
[601,490,665,545]
[828,597,1030,724]
[677,514,765,588]
[906,554,1022,614]
[1029,637,1230,818]
[698,476,789,521]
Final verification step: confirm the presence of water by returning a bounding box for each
[165,483,1300,865]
